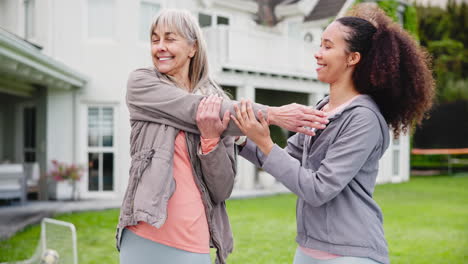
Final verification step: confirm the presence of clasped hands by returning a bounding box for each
[196,95,329,154]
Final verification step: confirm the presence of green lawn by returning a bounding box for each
[1,175,467,263]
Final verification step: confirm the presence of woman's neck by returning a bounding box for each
[172,75,191,91]
[327,80,359,112]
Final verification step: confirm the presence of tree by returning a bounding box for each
[413,0,468,149]
[417,0,468,102]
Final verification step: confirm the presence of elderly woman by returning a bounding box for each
[116,9,328,264]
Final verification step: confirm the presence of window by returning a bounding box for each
[217,16,229,26]
[198,13,212,27]
[139,1,160,41]
[198,13,229,28]
[88,0,115,39]
[24,0,35,39]
[23,106,36,162]
[87,106,115,191]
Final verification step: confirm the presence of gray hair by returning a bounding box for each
[150,9,227,97]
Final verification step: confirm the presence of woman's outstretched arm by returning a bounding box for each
[126,68,328,136]
[233,101,382,207]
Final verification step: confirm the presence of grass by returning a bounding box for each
[1,174,467,263]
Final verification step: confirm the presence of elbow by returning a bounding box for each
[209,173,235,204]
[211,187,233,204]
[302,192,333,207]
[305,198,327,207]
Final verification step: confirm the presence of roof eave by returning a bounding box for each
[0,28,88,89]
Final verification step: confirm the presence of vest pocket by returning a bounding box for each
[132,148,174,222]
[122,149,156,217]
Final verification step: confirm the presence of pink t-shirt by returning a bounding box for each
[323,94,361,117]
[299,246,341,260]
[127,132,219,253]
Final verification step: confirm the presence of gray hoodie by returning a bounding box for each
[240,95,390,264]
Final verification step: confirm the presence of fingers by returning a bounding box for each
[240,99,249,121]
[246,100,255,121]
[234,99,266,132]
[303,115,329,126]
[234,102,244,126]
[308,114,329,125]
[205,94,216,113]
[222,110,230,129]
[301,106,328,117]
[258,110,268,127]
[231,114,244,133]
[213,95,223,114]
[296,126,316,137]
[196,97,207,122]
[302,110,329,124]
[299,120,327,130]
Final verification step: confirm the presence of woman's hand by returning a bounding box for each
[196,95,231,139]
[231,100,274,155]
[268,103,328,136]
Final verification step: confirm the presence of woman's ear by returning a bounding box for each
[348,52,361,67]
[189,43,197,58]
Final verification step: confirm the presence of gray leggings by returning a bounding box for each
[119,228,211,264]
[293,248,382,264]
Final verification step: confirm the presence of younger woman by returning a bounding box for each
[229,4,434,264]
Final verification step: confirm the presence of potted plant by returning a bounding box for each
[48,160,84,200]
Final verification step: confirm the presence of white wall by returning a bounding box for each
[46,88,75,165]
[0,0,20,35]
[377,132,410,184]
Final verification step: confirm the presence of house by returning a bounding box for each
[0,0,410,201]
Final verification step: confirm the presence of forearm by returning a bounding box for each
[238,139,266,168]
[261,145,332,206]
[198,137,236,203]
[127,68,268,135]
[128,69,328,137]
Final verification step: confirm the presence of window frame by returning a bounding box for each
[197,10,231,28]
[85,104,117,193]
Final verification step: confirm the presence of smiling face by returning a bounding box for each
[314,21,354,84]
[151,24,196,83]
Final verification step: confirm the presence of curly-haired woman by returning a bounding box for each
[224,3,434,264]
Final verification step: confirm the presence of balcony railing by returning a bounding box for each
[203,26,318,79]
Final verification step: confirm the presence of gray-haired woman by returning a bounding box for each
[116,9,328,264]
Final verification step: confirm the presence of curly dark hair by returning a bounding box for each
[336,3,435,136]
